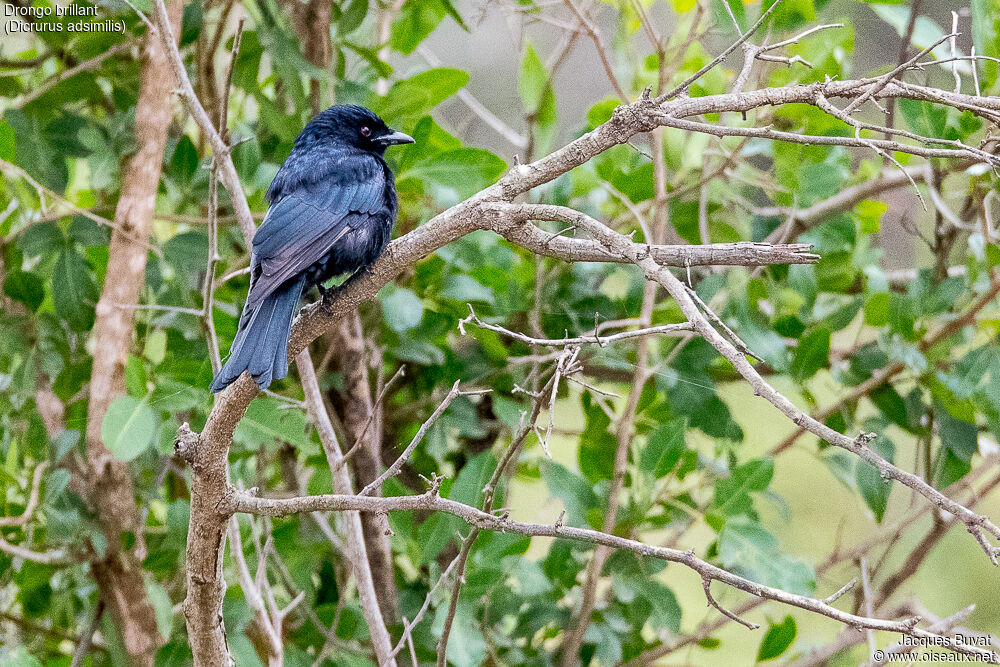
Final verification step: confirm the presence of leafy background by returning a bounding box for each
[1,0,1000,664]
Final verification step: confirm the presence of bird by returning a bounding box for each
[210,105,414,393]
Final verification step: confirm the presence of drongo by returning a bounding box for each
[210,105,413,393]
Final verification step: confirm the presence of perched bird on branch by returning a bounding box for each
[210,105,414,392]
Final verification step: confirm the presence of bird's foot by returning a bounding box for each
[318,283,339,308]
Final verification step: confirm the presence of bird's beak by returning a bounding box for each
[377,130,415,146]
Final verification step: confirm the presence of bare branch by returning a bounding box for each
[150,0,256,244]
[702,577,759,630]
[497,218,819,265]
[359,380,478,496]
[17,42,134,108]
[562,0,629,102]
[387,545,464,664]
[0,532,76,565]
[459,303,693,346]
[334,365,406,472]
[298,349,397,666]
[0,461,47,527]
[179,57,1000,664]
[230,488,993,658]
[492,202,1000,563]
[228,517,283,665]
[841,32,956,116]
[659,0,786,100]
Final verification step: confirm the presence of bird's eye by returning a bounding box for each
[360,126,371,137]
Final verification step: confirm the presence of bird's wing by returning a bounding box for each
[245,157,385,309]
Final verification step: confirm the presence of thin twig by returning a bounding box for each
[69,601,105,667]
[658,0,785,101]
[360,381,489,496]
[459,303,693,346]
[0,461,47,527]
[334,365,406,471]
[385,543,464,664]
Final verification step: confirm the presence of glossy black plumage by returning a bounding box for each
[210,105,413,393]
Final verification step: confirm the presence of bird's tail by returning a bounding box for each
[210,276,306,393]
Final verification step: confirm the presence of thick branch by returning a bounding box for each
[499,219,819,265]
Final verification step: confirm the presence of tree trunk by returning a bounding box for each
[333,314,400,621]
[84,1,183,662]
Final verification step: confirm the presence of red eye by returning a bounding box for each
[360,126,371,137]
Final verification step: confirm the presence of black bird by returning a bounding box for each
[210,105,414,393]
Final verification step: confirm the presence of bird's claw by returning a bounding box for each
[317,283,333,305]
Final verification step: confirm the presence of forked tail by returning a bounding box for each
[210,275,306,393]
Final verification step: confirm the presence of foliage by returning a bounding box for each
[1,0,999,665]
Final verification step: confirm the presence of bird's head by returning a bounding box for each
[296,105,415,155]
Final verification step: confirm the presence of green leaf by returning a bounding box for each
[0,646,43,667]
[937,406,978,462]
[856,435,894,522]
[0,120,15,162]
[871,384,910,431]
[164,232,209,290]
[52,249,99,331]
[401,148,505,198]
[815,251,856,293]
[19,221,64,257]
[972,0,1000,87]
[643,579,682,633]
[639,418,686,478]
[440,273,494,304]
[718,516,815,595]
[864,292,890,327]
[377,69,469,124]
[171,135,199,184]
[791,328,830,382]
[390,0,449,55]
[856,200,886,234]
[587,97,619,129]
[757,616,796,661]
[518,44,548,113]
[578,393,616,483]
[379,285,423,332]
[713,458,774,517]
[898,99,947,139]
[234,398,312,450]
[338,0,368,34]
[713,0,746,32]
[69,215,107,247]
[146,579,173,641]
[101,395,157,461]
[3,270,44,311]
[540,460,600,528]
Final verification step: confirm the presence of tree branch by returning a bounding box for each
[298,349,397,666]
[175,63,1000,662]
[228,488,994,658]
[491,202,1000,563]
